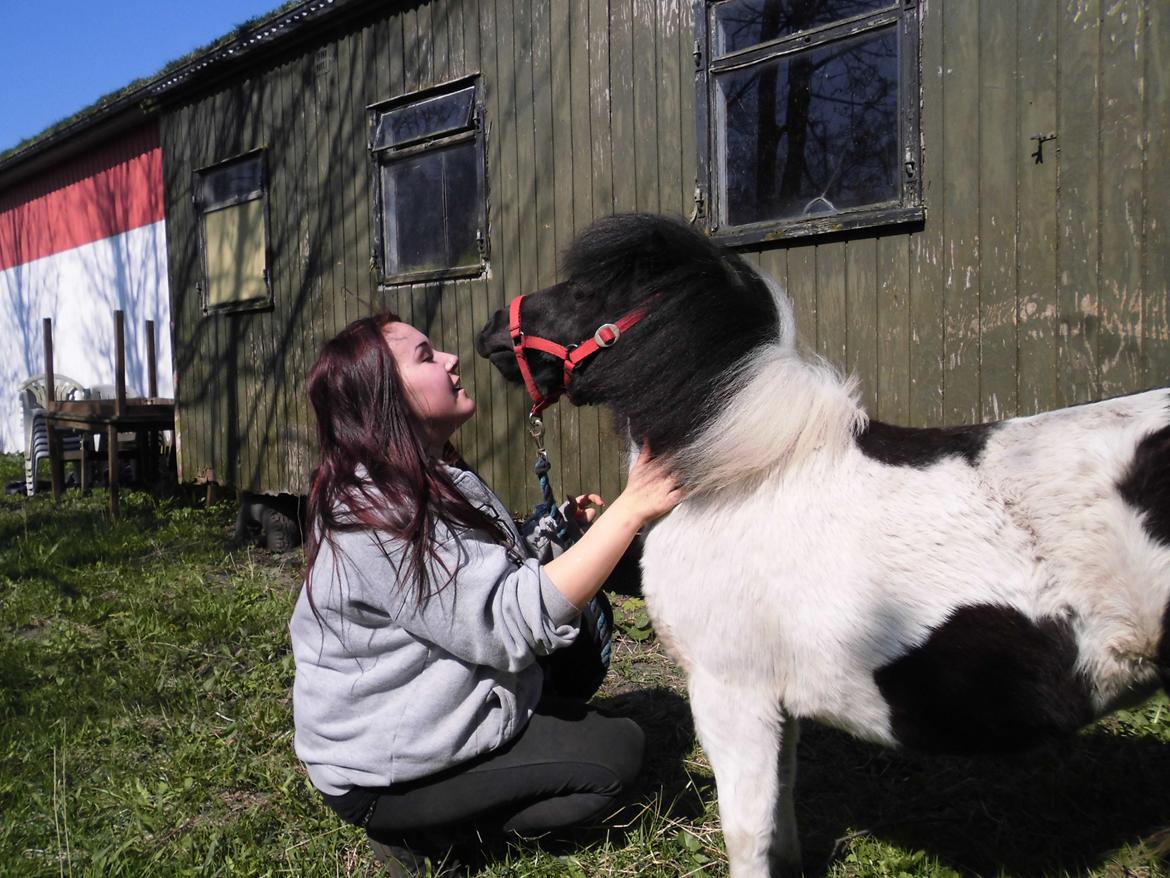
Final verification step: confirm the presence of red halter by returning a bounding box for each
[508,294,654,416]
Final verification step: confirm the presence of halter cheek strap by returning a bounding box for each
[508,294,654,416]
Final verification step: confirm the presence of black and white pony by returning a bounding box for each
[475,213,1170,877]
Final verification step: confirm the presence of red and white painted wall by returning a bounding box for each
[0,123,172,454]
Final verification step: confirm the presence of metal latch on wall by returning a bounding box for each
[689,186,705,224]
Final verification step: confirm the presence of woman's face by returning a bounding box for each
[382,321,476,453]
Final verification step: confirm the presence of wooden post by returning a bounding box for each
[146,319,158,399]
[79,434,92,495]
[114,310,126,417]
[107,309,127,519]
[107,424,120,520]
[42,318,55,403]
[144,319,159,489]
[42,317,64,500]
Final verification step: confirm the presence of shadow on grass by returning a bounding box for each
[601,685,708,822]
[496,687,1170,876]
[793,719,1170,876]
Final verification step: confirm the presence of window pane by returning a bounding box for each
[718,26,899,227]
[196,155,264,210]
[204,199,268,307]
[443,144,480,267]
[382,141,480,275]
[716,0,894,55]
[374,85,476,150]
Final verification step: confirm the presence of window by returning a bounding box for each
[697,0,922,244]
[370,78,487,284]
[193,151,271,313]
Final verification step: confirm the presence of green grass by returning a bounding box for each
[2,451,1169,877]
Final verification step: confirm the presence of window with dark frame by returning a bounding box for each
[697,0,922,244]
[370,78,488,284]
[193,151,272,313]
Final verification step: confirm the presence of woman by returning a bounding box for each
[290,313,684,875]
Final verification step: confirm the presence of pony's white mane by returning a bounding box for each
[678,276,867,493]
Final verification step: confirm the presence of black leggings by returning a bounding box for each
[323,696,644,847]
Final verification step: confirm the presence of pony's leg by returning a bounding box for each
[690,672,801,878]
[773,710,801,874]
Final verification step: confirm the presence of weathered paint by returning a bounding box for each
[0,125,172,453]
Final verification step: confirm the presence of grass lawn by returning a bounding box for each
[2,451,1169,877]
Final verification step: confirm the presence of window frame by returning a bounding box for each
[192,148,273,315]
[695,0,923,246]
[368,75,489,287]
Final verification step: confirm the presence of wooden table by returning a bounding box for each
[44,397,175,518]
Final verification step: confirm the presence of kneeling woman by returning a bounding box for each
[290,313,683,873]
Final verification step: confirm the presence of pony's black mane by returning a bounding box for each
[560,213,781,456]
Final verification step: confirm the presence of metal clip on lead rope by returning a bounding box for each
[528,413,547,456]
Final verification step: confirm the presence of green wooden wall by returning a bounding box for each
[162,0,1170,514]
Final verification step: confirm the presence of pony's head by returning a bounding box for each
[475,213,784,456]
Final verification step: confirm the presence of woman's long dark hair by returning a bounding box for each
[304,313,507,605]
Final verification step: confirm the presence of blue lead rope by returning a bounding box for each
[525,415,612,678]
[533,451,571,543]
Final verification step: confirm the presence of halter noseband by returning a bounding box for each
[508,293,654,416]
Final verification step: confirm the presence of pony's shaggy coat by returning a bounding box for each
[475,213,1170,877]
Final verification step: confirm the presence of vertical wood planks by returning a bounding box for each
[556,0,594,498]
[977,0,1019,422]
[578,0,609,503]
[548,0,576,499]
[816,242,847,371]
[633,0,661,212]
[1015,0,1059,416]
[1056,0,1101,405]
[1146,0,1170,384]
[941,0,981,425]
[610,0,637,212]
[787,246,817,350]
[909,0,945,426]
[845,238,878,413]
[875,234,911,423]
[657,0,683,221]
[1098,0,1145,396]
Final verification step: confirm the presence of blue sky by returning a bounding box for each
[1,0,288,154]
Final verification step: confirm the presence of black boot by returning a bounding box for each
[367,836,466,877]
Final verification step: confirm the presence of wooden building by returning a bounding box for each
[151,0,1168,514]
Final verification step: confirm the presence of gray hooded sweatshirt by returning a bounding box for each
[290,465,582,796]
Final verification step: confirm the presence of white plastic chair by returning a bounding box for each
[19,373,88,496]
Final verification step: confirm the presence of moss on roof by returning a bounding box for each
[0,0,307,164]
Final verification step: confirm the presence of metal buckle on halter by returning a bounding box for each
[594,323,621,347]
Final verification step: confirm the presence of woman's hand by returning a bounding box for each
[542,444,686,609]
[566,493,605,526]
[613,443,687,527]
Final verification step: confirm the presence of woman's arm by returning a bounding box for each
[543,444,685,608]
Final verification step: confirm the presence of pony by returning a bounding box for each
[474,212,1170,877]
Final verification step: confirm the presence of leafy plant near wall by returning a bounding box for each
[614,595,654,642]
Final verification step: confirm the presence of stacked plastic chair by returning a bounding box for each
[19,374,87,496]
